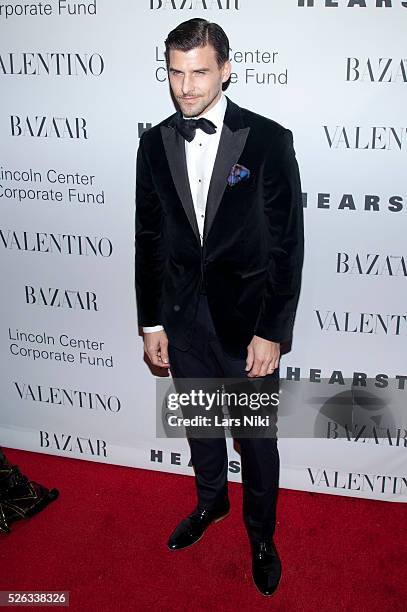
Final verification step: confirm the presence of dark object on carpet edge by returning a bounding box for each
[0,446,59,534]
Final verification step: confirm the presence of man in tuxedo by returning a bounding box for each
[135,18,303,596]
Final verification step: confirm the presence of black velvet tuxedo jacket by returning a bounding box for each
[135,96,304,359]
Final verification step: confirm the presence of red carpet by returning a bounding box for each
[1,448,406,612]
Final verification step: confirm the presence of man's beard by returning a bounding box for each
[178,91,219,118]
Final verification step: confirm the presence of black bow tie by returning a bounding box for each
[175,116,217,142]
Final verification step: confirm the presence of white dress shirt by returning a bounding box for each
[143,93,227,334]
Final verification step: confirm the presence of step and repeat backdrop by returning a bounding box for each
[1,0,406,502]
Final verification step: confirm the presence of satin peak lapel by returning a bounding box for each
[203,100,250,241]
[160,121,200,243]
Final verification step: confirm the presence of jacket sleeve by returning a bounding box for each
[254,128,304,344]
[135,132,167,328]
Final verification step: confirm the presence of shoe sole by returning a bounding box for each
[214,510,230,523]
[168,510,230,551]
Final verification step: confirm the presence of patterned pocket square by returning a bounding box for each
[227,163,251,187]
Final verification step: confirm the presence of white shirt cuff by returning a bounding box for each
[142,325,164,333]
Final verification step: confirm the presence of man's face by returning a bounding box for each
[168,44,231,118]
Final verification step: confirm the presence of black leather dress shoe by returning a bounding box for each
[167,499,230,550]
[251,540,282,596]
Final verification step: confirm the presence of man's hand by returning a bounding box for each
[143,330,170,369]
[246,335,280,377]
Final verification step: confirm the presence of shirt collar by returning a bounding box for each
[183,92,226,131]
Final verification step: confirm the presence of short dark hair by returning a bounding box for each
[165,18,230,68]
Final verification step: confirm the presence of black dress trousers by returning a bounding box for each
[167,292,280,543]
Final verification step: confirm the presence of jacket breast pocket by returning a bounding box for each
[225,174,256,193]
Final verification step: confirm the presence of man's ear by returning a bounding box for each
[222,59,232,83]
